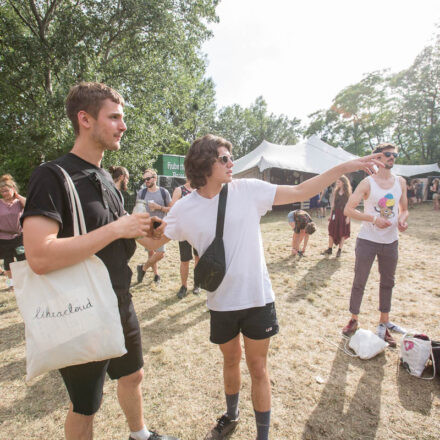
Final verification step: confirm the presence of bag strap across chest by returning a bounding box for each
[215,184,228,238]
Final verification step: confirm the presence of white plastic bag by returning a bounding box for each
[11,165,126,381]
[348,328,388,359]
[400,333,432,378]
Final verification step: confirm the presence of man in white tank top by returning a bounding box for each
[342,143,409,347]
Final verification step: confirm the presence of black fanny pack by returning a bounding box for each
[194,184,228,292]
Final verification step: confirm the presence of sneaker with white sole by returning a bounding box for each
[385,321,407,334]
[129,432,180,440]
[204,413,240,440]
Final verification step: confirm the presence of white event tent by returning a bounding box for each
[232,135,440,180]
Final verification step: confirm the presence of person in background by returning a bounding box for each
[342,143,409,347]
[318,186,330,218]
[287,209,316,257]
[415,179,424,204]
[322,175,352,258]
[0,174,26,290]
[309,193,320,217]
[136,168,171,285]
[430,178,440,210]
[407,179,416,209]
[137,134,383,440]
[109,165,129,207]
[170,180,200,298]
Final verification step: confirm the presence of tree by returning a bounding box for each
[389,36,440,163]
[0,0,219,187]
[306,71,394,156]
[213,96,302,158]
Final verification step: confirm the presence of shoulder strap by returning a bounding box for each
[81,168,123,205]
[160,187,168,206]
[215,184,228,238]
[140,187,148,200]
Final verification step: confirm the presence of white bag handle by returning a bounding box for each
[56,165,88,236]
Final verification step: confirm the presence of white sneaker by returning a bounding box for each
[385,321,407,334]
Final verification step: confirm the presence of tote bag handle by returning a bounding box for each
[56,165,87,236]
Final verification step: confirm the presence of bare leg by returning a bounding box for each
[301,234,309,253]
[65,404,94,440]
[379,312,389,324]
[243,336,271,412]
[327,236,334,249]
[180,260,190,287]
[117,369,145,432]
[142,251,164,274]
[338,236,346,250]
[219,335,242,395]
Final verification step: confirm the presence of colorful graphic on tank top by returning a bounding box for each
[375,193,395,218]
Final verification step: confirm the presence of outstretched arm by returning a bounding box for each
[273,153,383,206]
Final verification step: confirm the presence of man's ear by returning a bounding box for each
[77,110,93,130]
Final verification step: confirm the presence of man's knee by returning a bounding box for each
[223,349,242,369]
[118,368,144,389]
[246,356,268,381]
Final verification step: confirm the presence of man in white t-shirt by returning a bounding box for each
[342,143,409,347]
[138,134,383,440]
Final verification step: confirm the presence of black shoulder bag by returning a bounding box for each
[194,184,228,292]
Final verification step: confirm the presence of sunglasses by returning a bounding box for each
[383,152,398,158]
[218,155,234,164]
[144,176,156,181]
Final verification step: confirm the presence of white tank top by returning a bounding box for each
[358,174,402,244]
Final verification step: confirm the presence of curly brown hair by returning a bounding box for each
[184,134,232,189]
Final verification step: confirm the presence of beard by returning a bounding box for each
[385,163,394,169]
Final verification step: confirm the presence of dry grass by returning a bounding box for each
[1,203,439,439]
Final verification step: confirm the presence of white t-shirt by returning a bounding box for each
[164,179,277,311]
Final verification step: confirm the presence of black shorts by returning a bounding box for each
[210,302,279,344]
[59,298,144,416]
[178,240,198,262]
[0,235,26,270]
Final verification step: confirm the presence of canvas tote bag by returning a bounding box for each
[11,165,127,381]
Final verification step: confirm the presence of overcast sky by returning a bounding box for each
[202,0,440,123]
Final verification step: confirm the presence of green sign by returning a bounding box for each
[153,154,185,178]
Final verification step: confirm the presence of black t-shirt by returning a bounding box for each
[22,153,136,299]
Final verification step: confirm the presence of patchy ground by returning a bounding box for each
[0,203,439,439]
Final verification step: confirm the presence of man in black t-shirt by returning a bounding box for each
[22,82,179,440]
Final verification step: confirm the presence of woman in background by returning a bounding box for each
[323,175,352,258]
[0,175,26,290]
[287,209,316,257]
[430,178,440,211]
